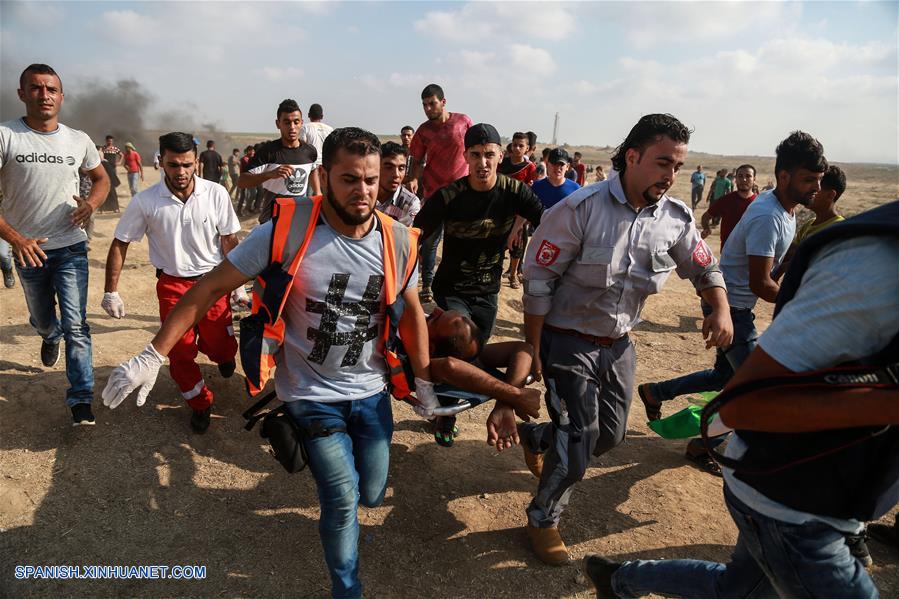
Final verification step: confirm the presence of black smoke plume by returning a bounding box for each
[1,77,235,158]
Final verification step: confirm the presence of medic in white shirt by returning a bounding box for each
[101,131,245,434]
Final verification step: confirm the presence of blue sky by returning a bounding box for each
[2,1,897,163]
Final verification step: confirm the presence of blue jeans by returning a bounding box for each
[15,241,93,406]
[650,304,757,403]
[419,225,442,289]
[127,172,140,196]
[612,486,877,598]
[691,185,704,209]
[284,391,393,599]
[0,238,12,272]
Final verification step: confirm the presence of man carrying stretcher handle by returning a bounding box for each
[101,128,435,599]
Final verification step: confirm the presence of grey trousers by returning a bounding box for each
[522,327,635,528]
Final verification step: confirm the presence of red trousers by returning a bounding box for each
[156,273,237,411]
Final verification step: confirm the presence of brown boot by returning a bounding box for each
[527,525,570,566]
[518,426,543,478]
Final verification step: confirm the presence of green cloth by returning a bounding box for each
[648,392,718,439]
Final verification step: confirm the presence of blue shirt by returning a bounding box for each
[719,190,795,309]
[532,178,580,210]
[690,170,705,187]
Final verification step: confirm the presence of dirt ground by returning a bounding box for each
[1,158,897,599]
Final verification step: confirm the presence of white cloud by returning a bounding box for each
[602,36,898,162]
[95,5,305,49]
[758,39,895,72]
[509,44,557,76]
[356,74,386,93]
[97,10,161,45]
[9,1,65,27]
[601,1,796,49]
[414,3,575,42]
[574,80,597,95]
[261,67,305,82]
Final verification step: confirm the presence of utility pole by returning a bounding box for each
[551,112,559,146]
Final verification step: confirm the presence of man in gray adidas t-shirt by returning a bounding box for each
[101,128,434,597]
[0,64,110,426]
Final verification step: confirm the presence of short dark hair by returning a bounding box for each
[308,103,323,120]
[400,125,414,134]
[277,98,302,118]
[321,127,380,169]
[736,164,756,177]
[380,141,408,160]
[206,140,215,148]
[105,135,114,141]
[774,131,827,176]
[159,132,197,158]
[512,131,528,143]
[421,83,445,101]
[574,151,582,159]
[542,147,551,159]
[610,114,691,175]
[526,131,537,149]
[820,164,846,201]
[19,63,61,90]
[433,316,482,359]
[232,148,239,153]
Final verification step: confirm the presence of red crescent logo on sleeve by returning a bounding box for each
[536,240,561,266]
[692,240,712,267]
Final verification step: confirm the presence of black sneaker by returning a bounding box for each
[2,268,14,289]
[190,407,212,434]
[218,361,236,378]
[71,403,96,427]
[41,339,61,367]
[846,531,874,567]
[582,554,621,598]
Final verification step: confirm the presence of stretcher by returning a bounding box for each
[426,367,535,417]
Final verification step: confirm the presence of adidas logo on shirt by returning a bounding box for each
[15,152,76,166]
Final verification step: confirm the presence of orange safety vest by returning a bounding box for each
[239,196,420,397]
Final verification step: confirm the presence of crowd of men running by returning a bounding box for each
[1,63,897,599]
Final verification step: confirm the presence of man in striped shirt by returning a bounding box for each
[376,141,419,226]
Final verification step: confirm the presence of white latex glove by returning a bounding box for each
[101,291,126,319]
[413,377,439,418]
[102,343,165,409]
[231,285,250,307]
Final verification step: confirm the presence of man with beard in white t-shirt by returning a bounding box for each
[102,128,435,598]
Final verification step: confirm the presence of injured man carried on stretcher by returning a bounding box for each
[394,307,541,448]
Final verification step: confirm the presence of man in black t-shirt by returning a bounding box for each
[198,140,224,182]
[413,123,543,345]
[237,98,321,223]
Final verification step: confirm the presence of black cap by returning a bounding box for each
[548,148,571,165]
[464,123,501,149]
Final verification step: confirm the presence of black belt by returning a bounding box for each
[156,268,202,281]
[544,324,626,347]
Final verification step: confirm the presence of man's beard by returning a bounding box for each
[787,180,814,207]
[165,172,192,192]
[327,186,372,226]
[642,186,662,205]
